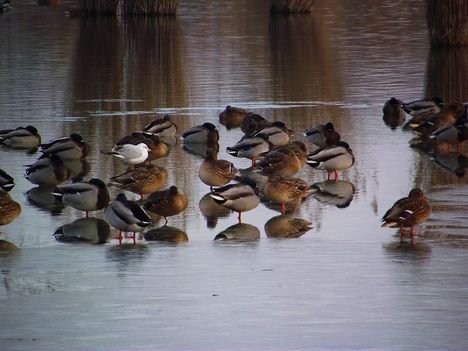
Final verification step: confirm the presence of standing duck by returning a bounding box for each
[306,141,355,181]
[252,121,291,147]
[209,179,260,223]
[263,175,313,215]
[181,122,219,145]
[198,148,239,191]
[40,133,89,160]
[219,105,247,129]
[381,188,431,243]
[0,190,21,226]
[143,115,177,137]
[0,169,15,192]
[429,106,468,151]
[25,155,71,186]
[304,122,341,148]
[143,186,188,225]
[109,164,168,199]
[0,126,41,149]
[254,148,302,178]
[104,193,152,243]
[412,102,465,137]
[53,178,110,217]
[227,133,272,167]
[382,98,406,129]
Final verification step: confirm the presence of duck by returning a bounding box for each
[40,133,89,160]
[25,154,71,186]
[304,122,341,148]
[143,186,188,225]
[264,215,313,238]
[275,141,309,165]
[381,188,431,243]
[226,133,272,166]
[402,97,444,116]
[53,178,110,217]
[113,132,168,161]
[240,112,269,136]
[0,125,41,149]
[412,102,465,137]
[219,105,247,129]
[251,121,291,146]
[429,106,468,151]
[142,115,177,137]
[253,147,302,177]
[262,175,313,215]
[181,122,219,145]
[0,0,11,13]
[306,141,355,181]
[382,98,406,129]
[0,169,15,192]
[107,142,150,169]
[209,179,260,223]
[108,164,168,199]
[104,193,152,243]
[198,148,239,191]
[0,189,21,226]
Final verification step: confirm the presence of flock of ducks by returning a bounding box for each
[2,97,460,245]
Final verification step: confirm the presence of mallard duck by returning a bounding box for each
[275,141,308,165]
[240,112,270,136]
[429,107,468,151]
[264,215,312,238]
[381,188,431,243]
[25,154,71,186]
[219,105,247,129]
[109,164,168,198]
[107,143,150,169]
[306,141,355,180]
[104,193,152,243]
[227,133,272,166]
[181,122,219,145]
[143,186,188,225]
[402,97,443,116]
[209,179,260,223]
[53,178,110,217]
[252,121,291,146]
[304,122,341,148]
[0,125,41,149]
[382,98,406,129]
[0,169,15,192]
[263,175,313,215]
[40,133,89,160]
[412,103,465,137]
[142,115,177,137]
[254,148,302,177]
[113,132,168,161]
[54,217,110,244]
[0,189,21,226]
[199,148,239,190]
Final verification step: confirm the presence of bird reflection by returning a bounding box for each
[214,223,260,241]
[105,243,150,274]
[430,151,468,178]
[62,158,91,182]
[198,192,232,228]
[310,180,355,208]
[143,225,188,243]
[264,215,312,238]
[26,186,66,215]
[54,217,110,244]
[183,142,219,159]
[383,240,431,260]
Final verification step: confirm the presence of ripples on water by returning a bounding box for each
[1,0,468,350]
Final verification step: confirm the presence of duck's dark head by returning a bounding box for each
[25,126,39,135]
[89,178,107,189]
[169,186,179,194]
[202,122,217,131]
[325,122,335,131]
[70,133,84,142]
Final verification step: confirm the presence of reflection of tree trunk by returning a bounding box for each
[122,0,179,15]
[79,0,119,15]
[270,0,315,14]
[425,47,468,103]
[425,0,468,46]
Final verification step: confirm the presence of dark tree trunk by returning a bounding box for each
[79,0,119,15]
[425,0,468,46]
[270,0,316,14]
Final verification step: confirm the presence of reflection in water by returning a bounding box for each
[183,142,219,159]
[383,240,432,262]
[311,180,355,208]
[54,217,110,244]
[106,243,150,274]
[0,239,19,251]
[198,192,232,228]
[63,158,91,182]
[214,223,260,241]
[430,151,468,178]
[26,186,66,215]
[425,47,468,103]
[144,225,188,243]
[264,215,312,238]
